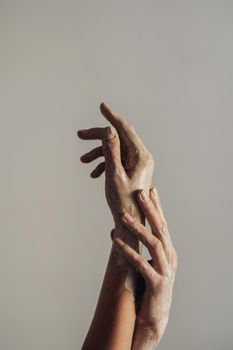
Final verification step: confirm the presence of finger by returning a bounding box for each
[137,190,172,263]
[80,146,104,163]
[113,237,158,288]
[100,102,147,152]
[149,187,166,223]
[77,128,104,140]
[100,102,128,130]
[121,212,169,276]
[149,187,173,248]
[110,228,115,241]
[90,162,105,178]
[102,126,126,177]
[149,187,174,263]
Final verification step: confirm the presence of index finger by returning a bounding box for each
[100,102,128,130]
[100,102,147,151]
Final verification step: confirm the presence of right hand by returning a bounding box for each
[113,187,178,349]
[78,102,154,236]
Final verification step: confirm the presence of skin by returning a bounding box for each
[78,102,155,350]
[113,187,178,349]
[78,102,177,349]
[78,102,154,252]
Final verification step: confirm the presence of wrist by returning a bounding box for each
[132,326,160,350]
[113,202,145,248]
[115,222,139,247]
[132,317,164,350]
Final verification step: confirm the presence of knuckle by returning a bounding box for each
[148,268,156,281]
[151,237,163,251]
[103,126,117,142]
[160,220,168,234]
[102,139,116,153]
[157,275,170,288]
[112,166,124,180]
[140,260,149,270]
[138,259,150,274]
[140,261,150,274]
[145,271,157,290]
[146,153,155,165]
[127,123,136,133]
[172,248,178,269]
[139,152,154,167]
[117,115,128,127]
[133,252,143,263]
[130,248,137,258]
[130,217,139,227]
[148,236,156,247]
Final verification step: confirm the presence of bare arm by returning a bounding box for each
[114,187,178,349]
[78,102,154,349]
[81,243,136,350]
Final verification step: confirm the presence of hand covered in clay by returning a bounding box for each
[78,102,154,243]
[113,187,177,349]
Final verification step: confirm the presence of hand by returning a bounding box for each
[78,102,154,243]
[113,187,178,349]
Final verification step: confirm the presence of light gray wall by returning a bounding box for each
[0,1,233,349]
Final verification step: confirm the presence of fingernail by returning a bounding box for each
[122,212,135,223]
[139,190,148,201]
[105,127,115,139]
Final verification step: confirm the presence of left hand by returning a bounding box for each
[77,102,154,242]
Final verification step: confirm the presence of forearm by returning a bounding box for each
[81,226,140,350]
[131,321,160,350]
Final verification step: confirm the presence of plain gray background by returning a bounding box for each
[0,0,233,349]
